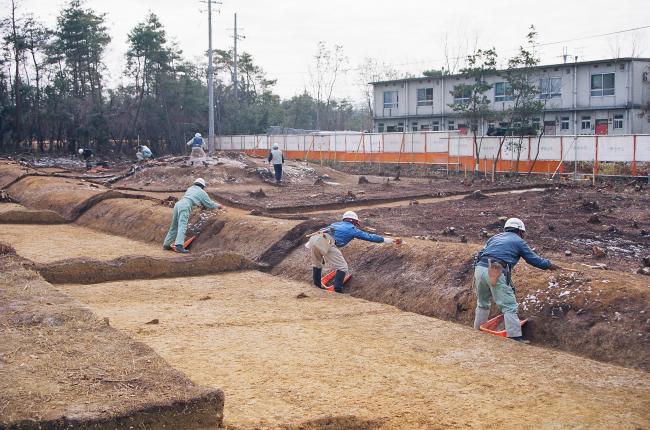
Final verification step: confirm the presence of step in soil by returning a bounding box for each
[58,271,650,429]
[0,224,169,263]
[0,257,224,428]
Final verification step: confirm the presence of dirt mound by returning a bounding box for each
[35,251,256,284]
[0,161,30,188]
[0,206,67,224]
[0,257,224,428]
[273,239,650,371]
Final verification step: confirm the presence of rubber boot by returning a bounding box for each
[312,267,323,288]
[504,312,523,338]
[163,244,173,251]
[175,244,189,254]
[473,307,490,330]
[333,270,346,293]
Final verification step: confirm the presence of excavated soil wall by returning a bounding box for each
[0,257,224,429]
[0,206,66,224]
[35,251,256,284]
[273,240,650,371]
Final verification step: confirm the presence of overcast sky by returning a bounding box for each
[15,0,650,102]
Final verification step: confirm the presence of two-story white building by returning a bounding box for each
[371,57,650,135]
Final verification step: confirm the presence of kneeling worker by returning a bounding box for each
[308,211,401,293]
[163,178,221,253]
[136,144,153,162]
[474,217,559,342]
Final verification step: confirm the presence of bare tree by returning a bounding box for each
[356,57,400,131]
[309,41,347,130]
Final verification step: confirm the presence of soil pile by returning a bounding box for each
[0,256,224,428]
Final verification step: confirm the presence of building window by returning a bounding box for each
[532,117,541,130]
[386,125,396,132]
[560,117,570,130]
[432,121,440,131]
[383,91,399,108]
[447,120,455,131]
[539,77,561,99]
[613,114,624,129]
[417,88,434,106]
[420,124,431,131]
[377,123,385,132]
[412,122,419,132]
[397,122,404,132]
[591,73,615,97]
[581,116,591,130]
[494,82,513,102]
[453,87,471,103]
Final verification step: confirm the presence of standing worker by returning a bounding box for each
[163,178,222,253]
[307,211,401,293]
[187,132,207,164]
[267,143,285,184]
[474,217,559,342]
[78,148,94,170]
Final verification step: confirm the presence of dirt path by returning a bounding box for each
[297,187,547,214]
[0,224,168,263]
[59,272,650,429]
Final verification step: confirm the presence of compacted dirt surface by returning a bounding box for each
[58,271,650,429]
[0,256,224,429]
[2,156,650,428]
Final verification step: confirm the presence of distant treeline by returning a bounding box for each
[0,0,365,155]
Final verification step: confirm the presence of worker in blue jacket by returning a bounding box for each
[474,217,559,342]
[307,211,401,293]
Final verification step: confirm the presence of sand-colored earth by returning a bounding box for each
[59,271,650,430]
[0,224,169,263]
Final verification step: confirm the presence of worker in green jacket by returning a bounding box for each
[163,178,221,253]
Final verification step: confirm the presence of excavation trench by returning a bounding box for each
[1,162,649,372]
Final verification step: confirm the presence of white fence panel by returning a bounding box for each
[383,133,403,152]
[449,136,473,156]
[574,136,596,161]
[408,133,426,153]
[425,133,450,153]
[532,136,563,161]
[285,135,301,151]
[476,137,502,160]
[243,135,257,150]
[635,135,650,162]
[598,135,634,162]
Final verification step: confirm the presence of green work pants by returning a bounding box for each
[473,265,522,337]
[163,199,192,247]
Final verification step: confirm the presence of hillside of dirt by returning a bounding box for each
[0,254,224,429]
[354,183,650,272]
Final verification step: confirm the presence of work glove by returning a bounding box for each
[548,263,560,271]
[384,237,402,245]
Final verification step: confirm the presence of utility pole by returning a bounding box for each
[203,0,221,154]
[230,13,245,100]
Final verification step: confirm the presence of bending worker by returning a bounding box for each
[187,132,207,162]
[136,144,153,162]
[307,211,401,293]
[78,148,93,170]
[474,217,558,342]
[267,143,284,184]
[163,178,221,253]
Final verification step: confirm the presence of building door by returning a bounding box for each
[595,119,608,135]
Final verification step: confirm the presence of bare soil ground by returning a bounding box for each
[0,256,224,429]
[58,271,650,430]
[354,184,650,272]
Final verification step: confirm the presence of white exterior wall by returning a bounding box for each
[373,59,650,136]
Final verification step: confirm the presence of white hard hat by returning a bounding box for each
[272,143,279,149]
[78,148,84,154]
[504,217,526,232]
[194,178,206,187]
[195,132,201,138]
[342,211,359,221]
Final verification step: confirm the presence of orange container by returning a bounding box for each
[321,271,352,292]
[479,314,528,337]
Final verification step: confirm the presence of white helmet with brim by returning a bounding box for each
[504,217,526,232]
[194,178,206,187]
[342,211,359,221]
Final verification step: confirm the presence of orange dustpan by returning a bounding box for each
[320,271,352,293]
[171,236,196,253]
[479,314,527,337]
